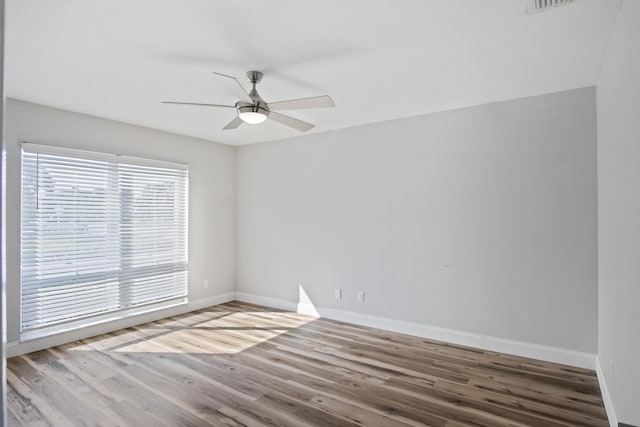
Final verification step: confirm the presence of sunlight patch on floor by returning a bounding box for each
[66,308,314,355]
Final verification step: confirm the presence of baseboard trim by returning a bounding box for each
[596,357,618,427]
[234,292,596,370]
[7,291,236,358]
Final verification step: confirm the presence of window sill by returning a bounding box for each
[20,297,188,343]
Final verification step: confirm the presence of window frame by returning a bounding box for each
[19,142,189,341]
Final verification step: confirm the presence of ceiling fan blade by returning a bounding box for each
[268,95,335,111]
[212,72,253,103]
[162,101,235,108]
[222,116,243,130]
[269,112,315,132]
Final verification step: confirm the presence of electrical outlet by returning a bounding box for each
[357,291,365,303]
[334,288,342,300]
[203,279,209,288]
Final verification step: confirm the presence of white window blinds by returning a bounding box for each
[20,144,188,334]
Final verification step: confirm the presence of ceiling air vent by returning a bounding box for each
[527,0,577,14]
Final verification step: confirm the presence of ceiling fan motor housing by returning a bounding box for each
[236,101,270,118]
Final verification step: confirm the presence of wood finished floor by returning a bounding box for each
[7,301,608,427]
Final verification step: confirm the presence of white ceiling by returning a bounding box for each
[6,0,621,146]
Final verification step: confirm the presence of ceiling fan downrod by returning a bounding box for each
[237,70,269,123]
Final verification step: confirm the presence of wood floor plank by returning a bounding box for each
[7,409,25,427]
[8,355,127,426]
[6,370,73,427]
[433,379,607,426]
[466,376,607,417]
[6,381,50,427]
[7,301,609,426]
[307,393,417,427]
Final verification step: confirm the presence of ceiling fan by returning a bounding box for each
[162,70,335,132]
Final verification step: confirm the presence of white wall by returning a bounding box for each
[597,0,640,424]
[5,99,236,353]
[237,88,598,354]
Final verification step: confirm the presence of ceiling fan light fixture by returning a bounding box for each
[239,111,268,124]
[237,103,269,124]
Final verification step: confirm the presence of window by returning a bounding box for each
[20,143,188,338]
